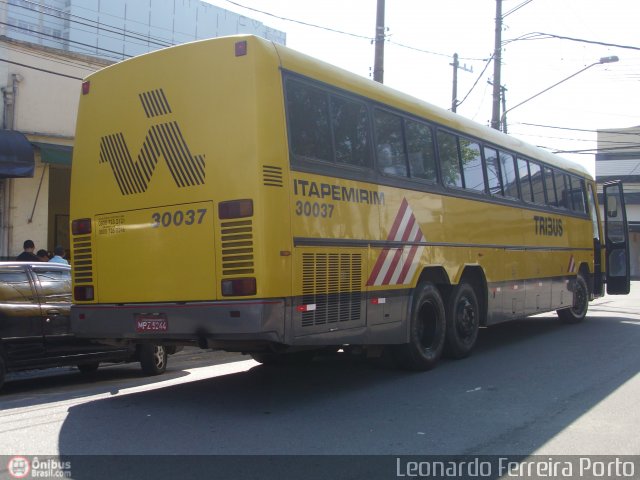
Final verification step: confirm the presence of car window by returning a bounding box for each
[0,266,36,303]
[32,267,72,304]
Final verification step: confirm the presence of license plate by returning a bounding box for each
[135,315,168,333]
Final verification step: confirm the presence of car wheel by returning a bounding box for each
[557,274,589,323]
[0,356,5,392]
[393,282,446,371]
[77,362,100,374]
[139,344,168,376]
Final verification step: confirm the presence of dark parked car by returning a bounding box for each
[0,261,173,391]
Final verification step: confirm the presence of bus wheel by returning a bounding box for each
[139,344,168,375]
[445,282,480,359]
[557,275,589,323]
[395,282,446,371]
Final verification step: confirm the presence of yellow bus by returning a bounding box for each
[69,35,630,370]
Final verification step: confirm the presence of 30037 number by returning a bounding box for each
[295,201,334,218]
[151,208,207,228]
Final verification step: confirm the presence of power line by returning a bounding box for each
[516,122,640,135]
[510,131,640,146]
[0,21,131,59]
[455,54,494,108]
[503,0,535,18]
[0,0,177,48]
[0,58,83,80]
[504,31,640,51]
[2,37,109,72]
[221,0,372,40]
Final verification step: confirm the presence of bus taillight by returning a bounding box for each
[74,285,94,301]
[235,40,247,57]
[72,218,92,235]
[82,81,90,95]
[221,277,256,296]
[218,199,253,219]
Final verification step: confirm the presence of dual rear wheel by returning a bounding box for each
[395,281,480,371]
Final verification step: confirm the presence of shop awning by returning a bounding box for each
[0,130,35,178]
[31,142,73,166]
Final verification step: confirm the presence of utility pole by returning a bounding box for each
[451,53,473,113]
[373,0,385,83]
[451,53,459,112]
[500,84,508,133]
[490,0,502,130]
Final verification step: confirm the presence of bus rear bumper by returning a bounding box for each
[70,299,286,345]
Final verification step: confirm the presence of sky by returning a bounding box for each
[204,0,640,176]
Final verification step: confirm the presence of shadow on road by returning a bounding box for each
[54,313,640,471]
[0,365,192,410]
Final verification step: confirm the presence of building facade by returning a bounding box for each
[596,126,640,279]
[1,0,285,61]
[0,0,284,259]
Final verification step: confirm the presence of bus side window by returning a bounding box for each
[529,161,546,205]
[517,157,533,202]
[484,147,503,195]
[460,139,485,193]
[286,79,332,164]
[437,131,462,188]
[405,120,437,182]
[374,109,408,177]
[330,95,372,168]
[500,152,519,200]
[570,176,587,213]
[544,166,558,207]
[555,171,570,209]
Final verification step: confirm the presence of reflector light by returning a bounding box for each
[296,304,317,312]
[235,41,248,57]
[218,199,253,219]
[370,298,386,305]
[221,277,256,296]
[82,81,90,95]
[74,285,94,301]
[72,218,92,235]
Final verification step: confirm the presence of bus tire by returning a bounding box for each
[445,282,480,359]
[139,344,168,376]
[557,274,589,323]
[394,282,446,371]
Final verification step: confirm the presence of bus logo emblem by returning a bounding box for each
[98,88,205,195]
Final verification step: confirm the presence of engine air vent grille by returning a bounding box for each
[301,253,362,327]
[72,235,94,284]
[263,165,283,187]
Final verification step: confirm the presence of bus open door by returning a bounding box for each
[604,181,630,295]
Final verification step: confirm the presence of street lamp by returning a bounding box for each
[500,56,619,133]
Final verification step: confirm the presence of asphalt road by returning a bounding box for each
[1,284,640,478]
